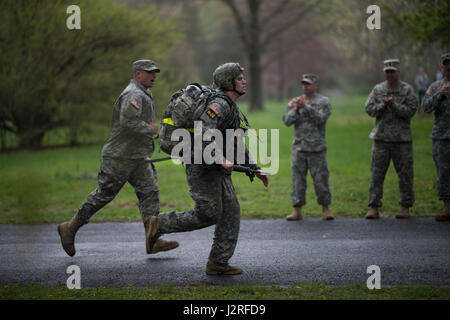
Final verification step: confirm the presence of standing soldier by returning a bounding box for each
[422,53,450,221]
[365,59,418,219]
[283,74,333,221]
[146,63,269,275]
[57,60,179,256]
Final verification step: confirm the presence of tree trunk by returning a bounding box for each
[277,36,285,102]
[0,129,5,151]
[248,47,264,111]
[248,0,263,111]
[69,127,80,146]
[18,131,45,148]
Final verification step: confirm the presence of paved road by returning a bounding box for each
[0,218,449,287]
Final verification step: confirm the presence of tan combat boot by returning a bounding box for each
[57,217,83,257]
[322,206,334,220]
[145,216,161,253]
[286,207,303,221]
[149,239,180,254]
[435,200,450,222]
[365,207,379,219]
[395,206,410,219]
[206,260,243,275]
[144,216,178,254]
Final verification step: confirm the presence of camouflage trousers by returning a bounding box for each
[158,164,240,265]
[369,141,414,208]
[432,139,450,200]
[75,157,159,225]
[291,149,331,207]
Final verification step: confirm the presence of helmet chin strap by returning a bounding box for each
[232,80,245,96]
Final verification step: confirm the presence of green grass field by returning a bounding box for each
[0,96,445,300]
[1,283,449,300]
[0,96,439,224]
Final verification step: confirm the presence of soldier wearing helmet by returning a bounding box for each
[148,62,269,275]
[213,62,246,95]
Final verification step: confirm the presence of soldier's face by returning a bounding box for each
[302,82,317,95]
[442,60,450,79]
[234,74,246,94]
[385,70,400,84]
[136,70,157,88]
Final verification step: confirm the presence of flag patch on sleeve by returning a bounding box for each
[210,104,221,115]
[130,99,140,109]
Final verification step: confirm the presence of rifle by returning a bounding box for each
[233,165,270,182]
[146,158,270,183]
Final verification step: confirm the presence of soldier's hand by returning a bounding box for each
[295,96,306,111]
[221,156,233,172]
[440,84,450,95]
[150,121,158,134]
[288,98,297,107]
[289,97,301,110]
[256,172,269,187]
[299,96,307,108]
[382,96,394,106]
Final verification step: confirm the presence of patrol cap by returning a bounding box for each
[301,74,319,84]
[383,59,400,71]
[441,53,450,64]
[133,59,160,73]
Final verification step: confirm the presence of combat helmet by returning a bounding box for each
[213,62,244,94]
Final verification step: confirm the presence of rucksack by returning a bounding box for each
[158,83,233,156]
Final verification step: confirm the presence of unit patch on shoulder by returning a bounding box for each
[130,99,141,109]
[206,109,216,119]
[206,104,221,119]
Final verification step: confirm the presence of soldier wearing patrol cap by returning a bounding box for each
[365,59,418,219]
[57,59,180,256]
[422,53,450,221]
[283,73,333,221]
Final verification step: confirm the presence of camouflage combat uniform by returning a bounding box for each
[75,79,159,225]
[157,93,256,265]
[282,94,332,207]
[422,78,450,200]
[365,81,418,208]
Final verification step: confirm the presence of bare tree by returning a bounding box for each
[220,0,321,111]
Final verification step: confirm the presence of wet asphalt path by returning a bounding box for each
[0,218,449,287]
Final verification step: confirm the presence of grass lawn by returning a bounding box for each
[1,283,449,300]
[0,96,445,301]
[0,96,439,224]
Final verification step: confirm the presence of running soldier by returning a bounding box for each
[146,63,269,275]
[57,60,179,256]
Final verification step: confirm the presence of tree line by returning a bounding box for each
[0,0,448,149]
